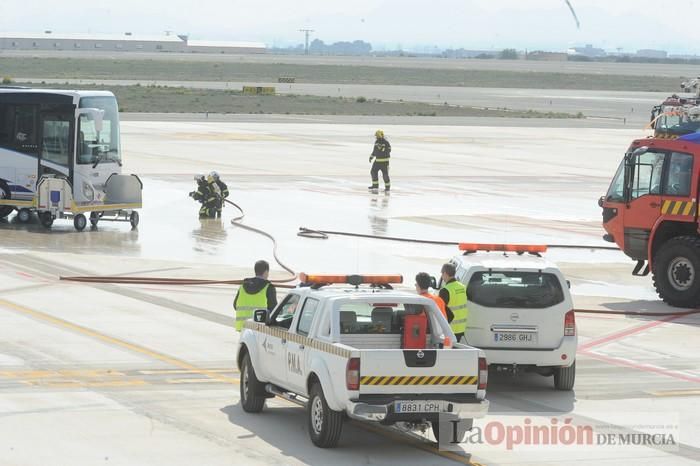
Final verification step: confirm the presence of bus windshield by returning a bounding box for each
[77,96,121,166]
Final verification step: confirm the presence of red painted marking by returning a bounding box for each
[578,313,682,351]
[16,271,33,279]
[581,349,700,384]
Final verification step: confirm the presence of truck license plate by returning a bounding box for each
[493,332,537,344]
[394,401,442,413]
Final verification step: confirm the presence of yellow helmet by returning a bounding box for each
[375,129,384,138]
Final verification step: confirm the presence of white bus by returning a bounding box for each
[0,88,141,230]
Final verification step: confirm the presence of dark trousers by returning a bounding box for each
[370,161,390,188]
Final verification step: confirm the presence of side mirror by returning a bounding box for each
[429,276,438,289]
[76,108,105,133]
[598,196,604,208]
[566,280,571,289]
[253,309,268,324]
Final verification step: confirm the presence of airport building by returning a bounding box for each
[0,31,266,54]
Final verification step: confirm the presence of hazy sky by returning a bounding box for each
[2,0,700,53]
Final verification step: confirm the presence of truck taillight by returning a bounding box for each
[346,358,360,391]
[564,310,576,337]
[478,357,488,390]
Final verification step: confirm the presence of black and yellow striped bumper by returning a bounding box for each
[360,375,477,386]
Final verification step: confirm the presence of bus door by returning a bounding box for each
[38,108,74,183]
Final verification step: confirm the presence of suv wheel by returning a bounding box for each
[553,361,576,391]
[308,383,343,448]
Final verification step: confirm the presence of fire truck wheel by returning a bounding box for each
[653,236,700,307]
[0,182,13,219]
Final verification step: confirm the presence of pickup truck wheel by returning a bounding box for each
[308,383,343,448]
[432,419,471,444]
[553,361,576,391]
[240,354,266,413]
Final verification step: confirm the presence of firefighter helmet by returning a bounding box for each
[375,129,384,139]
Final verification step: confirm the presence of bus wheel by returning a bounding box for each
[73,214,87,232]
[17,208,32,223]
[0,182,13,219]
[39,212,54,228]
[130,211,140,229]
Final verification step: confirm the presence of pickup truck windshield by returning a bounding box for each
[468,271,564,309]
[337,302,431,334]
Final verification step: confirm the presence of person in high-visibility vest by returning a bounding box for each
[438,263,468,342]
[233,260,278,331]
[415,272,449,320]
[368,129,391,192]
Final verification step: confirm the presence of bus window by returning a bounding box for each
[0,105,39,156]
[41,116,71,167]
[78,96,120,165]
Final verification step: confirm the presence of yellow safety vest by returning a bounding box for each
[234,284,269,331]
[442,280,468,334]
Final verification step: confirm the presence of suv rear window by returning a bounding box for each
[336,302,431,334]
[467,271,564,309]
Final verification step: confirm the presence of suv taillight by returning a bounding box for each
[478,357,488,390]
[564,310,576,336]
[346,358,360,391]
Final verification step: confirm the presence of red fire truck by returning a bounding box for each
[600,133,700,307]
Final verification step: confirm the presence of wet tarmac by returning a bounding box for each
[1,119,699,465]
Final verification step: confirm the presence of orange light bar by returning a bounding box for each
[458,243,548,253]
[299,273,403,285]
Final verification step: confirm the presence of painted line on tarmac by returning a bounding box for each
[647,389,700,397]
[0,298,238,385]
[581,349,700,385]
[578,313,683,351]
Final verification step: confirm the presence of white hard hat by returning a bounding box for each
[209,170,220,180]
[194,174,205,181]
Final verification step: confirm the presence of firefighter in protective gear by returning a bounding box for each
[438,263,468,342]
[189,174,216,218]
[368,129,391,192]
[233,260,278,331]
[209,171,229,218]
[203,174,222,219]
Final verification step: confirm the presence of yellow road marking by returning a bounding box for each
[0,298,237,385]
[85,380,148,388]
[648,389,700,397]
[139,369,235,375]
[165,378,225,384]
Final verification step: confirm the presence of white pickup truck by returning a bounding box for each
[236,274,489,448]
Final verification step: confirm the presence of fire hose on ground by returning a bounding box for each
[60,199,297,287]
[58,204,700,317]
